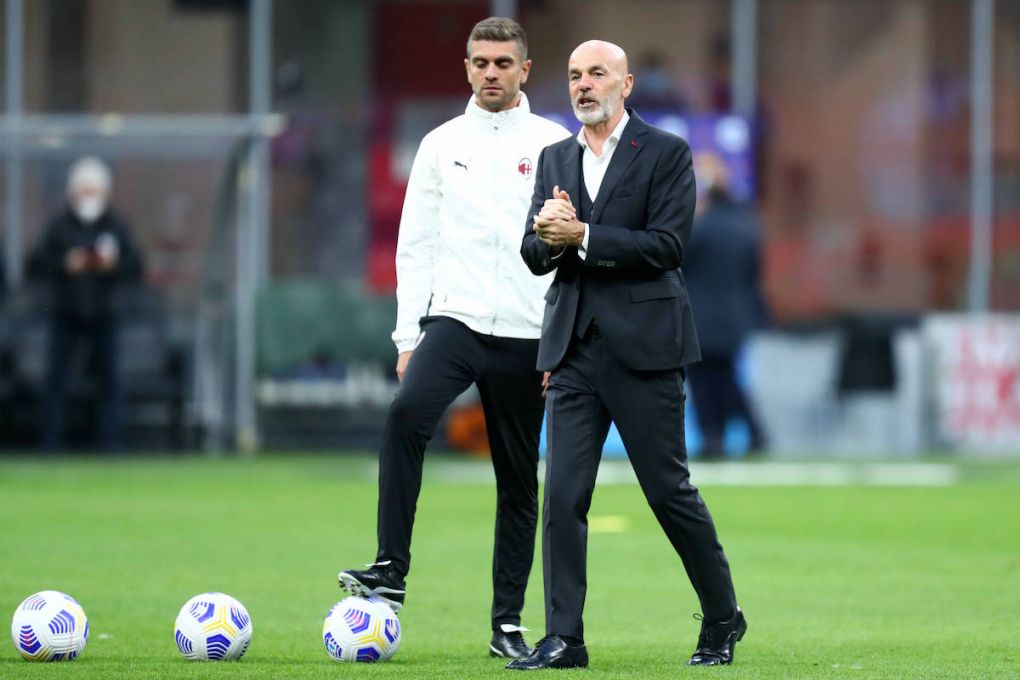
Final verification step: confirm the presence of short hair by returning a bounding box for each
[467,17,528,59]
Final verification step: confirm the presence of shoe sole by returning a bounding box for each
[338,571,405,613]
[507,659,588,670]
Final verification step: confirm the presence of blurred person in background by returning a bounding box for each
[32,156,142,452]
[685,151,767,458]
[627,50,689,112]
[337,17,570,660]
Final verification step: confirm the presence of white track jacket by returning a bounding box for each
[392,93,571,352]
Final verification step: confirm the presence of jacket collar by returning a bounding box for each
[575,108,630,153]
[465,91,531,127]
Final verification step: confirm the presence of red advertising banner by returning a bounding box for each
[926,316,1020,451]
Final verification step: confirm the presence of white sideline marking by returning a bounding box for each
[425,460,960,487]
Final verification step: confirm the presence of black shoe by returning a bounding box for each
[490,625,532,659]
[506,635,588,670]
[338,561,406,612]
[687,608,747,666]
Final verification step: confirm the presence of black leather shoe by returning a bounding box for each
[338,561,406,612]
[490,625,532,659]
[687,608,747,666]
[506,635,588,670]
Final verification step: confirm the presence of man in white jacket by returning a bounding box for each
[339,17,569,660]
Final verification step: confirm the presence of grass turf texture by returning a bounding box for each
[1,454,1019,679]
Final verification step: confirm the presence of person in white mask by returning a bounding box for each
[31,156,143,451]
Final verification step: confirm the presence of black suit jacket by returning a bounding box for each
[30,208,143,323]
[521,110,701,372]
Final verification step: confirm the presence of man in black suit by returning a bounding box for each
[507,41,746,671]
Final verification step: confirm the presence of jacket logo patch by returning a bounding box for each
[517,158,532,178]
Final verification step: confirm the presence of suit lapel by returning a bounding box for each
[591,112,647,221]
[562,139,582,207]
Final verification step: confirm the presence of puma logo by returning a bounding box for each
[453,161,468,171]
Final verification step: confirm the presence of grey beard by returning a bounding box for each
[573,97,618,125]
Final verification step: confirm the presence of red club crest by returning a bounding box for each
[518,158,532,178]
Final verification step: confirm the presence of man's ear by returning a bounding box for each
[464,58,472,84]
[520,58,533,85]
[622,73,634,99]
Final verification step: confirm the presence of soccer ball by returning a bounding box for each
[10,590,89,662]
[322,596,401,662]
[173,592,252,661]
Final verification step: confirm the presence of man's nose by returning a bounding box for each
[484,65,498,80]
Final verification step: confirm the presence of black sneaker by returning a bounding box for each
[489,625,532,659]
[687,608,747,666]
[338,561,406,612]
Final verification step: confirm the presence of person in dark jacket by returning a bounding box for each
[685,151,767,458]
[34,157,142,451]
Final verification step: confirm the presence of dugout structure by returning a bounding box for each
[0,0,274,451]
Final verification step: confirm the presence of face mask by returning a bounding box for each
[74,196,107,223]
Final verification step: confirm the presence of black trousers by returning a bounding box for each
[42,315,122,451]
[543,328,737,640]
[375,316,545,629]
[687,353,765,455]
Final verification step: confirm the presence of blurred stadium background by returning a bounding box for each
[0,0,1018,457]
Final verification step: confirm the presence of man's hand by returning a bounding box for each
[96,250,118,273]
[534,185,585,249]
[534,215,585,248]
[95,235,119,273]
[542,371,551,398]
[539,185,576,222]
[395,351,413,382]
[64,248,89,275]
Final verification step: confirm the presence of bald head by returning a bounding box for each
[570,40,629,76]
[568,40,633,128]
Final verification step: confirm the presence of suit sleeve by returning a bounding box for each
[583,139,694,273]
[520,147,563,276]
[392,135,441,353]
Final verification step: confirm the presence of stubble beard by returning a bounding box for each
[476,84,518,113]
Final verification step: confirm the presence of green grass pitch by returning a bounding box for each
[1,454,1019,678]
